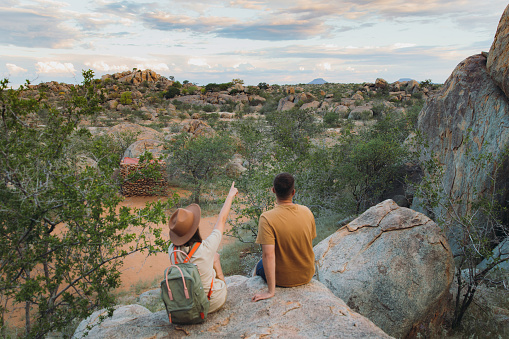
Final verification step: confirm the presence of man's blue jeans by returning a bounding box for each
[255,259,267,282]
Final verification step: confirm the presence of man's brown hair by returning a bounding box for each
[273,172,295,199]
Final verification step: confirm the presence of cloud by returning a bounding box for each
[142,11,237,33]
[188,58,211,68]
[216,18,331,40]
[84,61,129,72]
[96,1,156,16]
[0,7,80,48]
[229,0,267,10]
[6,63,27,75]
[36,61,77,74]
[134,63,170,72]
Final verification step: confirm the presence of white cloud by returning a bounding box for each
[135,63,170,72]
[6,63,27,74]
[318,62,332,71]
[393,43,417,49]
[188,58,211,68]
[85,61,129,72]
[36,61,76,74]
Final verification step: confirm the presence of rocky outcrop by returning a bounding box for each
[123,139,165,159]
[314,200,454,338]
[414,53,509,251]
[103,69,163,85]
[74,276,392,338]
[180,119,215,137]
[487,4,509,98]
[105,122,163,142]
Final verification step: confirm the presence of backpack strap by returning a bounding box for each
[184,242,201,263]
[164,264,190,301]
[207,279,213,300]
[172,242,201,264]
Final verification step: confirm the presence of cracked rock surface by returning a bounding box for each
[314,199,454,338]
[73,275,391,338]
[414,50,509,253]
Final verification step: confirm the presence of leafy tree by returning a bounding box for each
[258,82,269,90]
[0,72,173,338]
[163,87,180,99]
[166,133,234,204]
[344,135,406,213]
[265,107,322,160]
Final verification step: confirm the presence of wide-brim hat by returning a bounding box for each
[168,204,201,246]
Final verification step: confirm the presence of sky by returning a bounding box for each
[0,0,507,87]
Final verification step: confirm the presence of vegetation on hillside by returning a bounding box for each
[2,69,507,337]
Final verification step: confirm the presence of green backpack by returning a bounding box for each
[161,243,210,325]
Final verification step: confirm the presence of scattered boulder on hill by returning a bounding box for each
[487,4,509,98]
[123,139,165,159]
[375,78,388,89]
[225,154,247,178]
[314,199,454,338]
[277,97,296,111]
[105,122,163,142]
[414,53,509,252]
[73,276,392,338]
[180,119,215,137]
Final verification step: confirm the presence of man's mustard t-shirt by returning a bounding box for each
[255,204,316,287]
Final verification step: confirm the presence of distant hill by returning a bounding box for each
[397,78,414,82]
[308,78,328,84]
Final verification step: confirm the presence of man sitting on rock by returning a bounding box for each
[252,172,316,302]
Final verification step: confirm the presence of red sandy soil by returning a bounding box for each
[5,192,235,329]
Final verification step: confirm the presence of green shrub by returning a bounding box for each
[412,92,423,99]
[324,111,340,127]
[205,83,220,92]
[258,82,269,90]
[164,87,180,99]
[249,99,263,106]
[119,91,132,105]
[219,83,231,91]
[202,104,216,112]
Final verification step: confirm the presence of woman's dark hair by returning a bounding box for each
[273,172,295,199]
[183,228,202,247]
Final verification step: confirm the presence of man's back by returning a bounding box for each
[256,204,316,287]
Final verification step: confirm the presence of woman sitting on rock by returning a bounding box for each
[168,182,238,313]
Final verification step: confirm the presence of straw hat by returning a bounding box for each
[168,204,201,246]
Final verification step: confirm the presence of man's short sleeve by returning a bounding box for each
[255,215,275,245]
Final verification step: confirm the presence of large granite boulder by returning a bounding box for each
[73,276,392,338]
[314,200,454,338]
[414,53,509,251]
[477,237,509,273]
[105,122,163,142]
[123,139,165,159]
[487,4,509,98]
